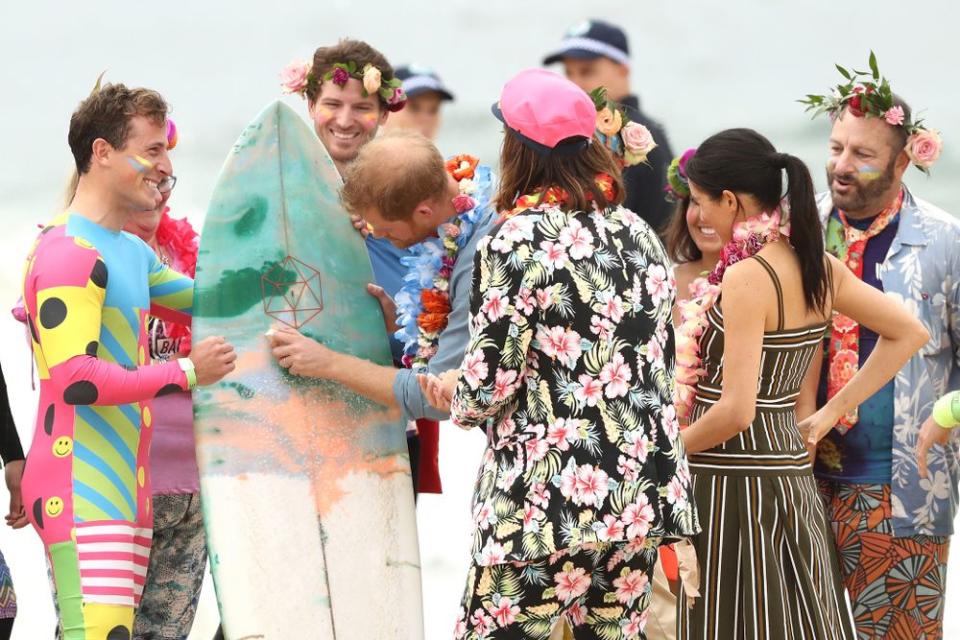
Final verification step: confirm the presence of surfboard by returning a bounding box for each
[192,100,423,639]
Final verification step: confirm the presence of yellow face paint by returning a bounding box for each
[858,165,882,181]
[361,112,379,124]
[127,154,154,173]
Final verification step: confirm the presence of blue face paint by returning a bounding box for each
[126,155,153,173]
[858,165,881,181]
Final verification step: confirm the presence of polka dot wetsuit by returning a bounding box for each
[20,213,194,640]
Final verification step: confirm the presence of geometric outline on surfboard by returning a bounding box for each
[260,255,324,329]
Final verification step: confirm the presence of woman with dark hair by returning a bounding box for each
[663,148,723,326]
[421,68,698,639]
[674,128,928,639]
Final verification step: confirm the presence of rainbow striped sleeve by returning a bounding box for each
[147,250,193,326]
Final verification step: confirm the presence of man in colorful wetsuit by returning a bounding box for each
[20,82,236,640]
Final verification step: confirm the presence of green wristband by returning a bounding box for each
[178,358,198,391]
[184,368,197,390]
[932,392,960,429]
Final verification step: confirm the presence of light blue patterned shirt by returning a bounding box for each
[818,187,960,536]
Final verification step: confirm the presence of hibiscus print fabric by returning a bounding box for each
[454,538,660,640]
[450,204,699,566]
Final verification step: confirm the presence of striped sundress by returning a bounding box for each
[678,256,854,640]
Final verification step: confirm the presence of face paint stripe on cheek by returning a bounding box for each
[858,165,881,181]
[127,155,153,173]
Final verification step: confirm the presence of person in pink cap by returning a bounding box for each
[420,68,698,640]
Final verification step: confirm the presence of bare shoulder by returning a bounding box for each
[721,255,768,288]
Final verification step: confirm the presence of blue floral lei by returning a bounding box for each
[394,158,494,369]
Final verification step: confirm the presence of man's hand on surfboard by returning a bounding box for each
[417,370,459,412]
[191,336,238,386]
[350,213,372,238]
[367,283,398,333]
[268,324,335,378]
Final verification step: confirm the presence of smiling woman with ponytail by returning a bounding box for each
[673,128,928,640]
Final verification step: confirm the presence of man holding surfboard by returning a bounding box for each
[268,130,497,439]
[280,39,444,494]
[19,82,236,640]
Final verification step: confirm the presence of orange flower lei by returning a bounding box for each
[499,173,617,222]
[395,154,491,368]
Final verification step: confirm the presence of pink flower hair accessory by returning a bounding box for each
[166,118,178,150]
[280,59,313,96]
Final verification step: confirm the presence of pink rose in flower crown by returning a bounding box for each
[906,129,943,169]
[280,59,312,95]
[621,122,657,166]
[386,87,407,112]
[884,106,905,126]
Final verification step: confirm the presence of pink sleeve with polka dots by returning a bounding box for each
[25,235,190,407]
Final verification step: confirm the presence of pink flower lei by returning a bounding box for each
[673,209,786,420]
[155,209,199,347]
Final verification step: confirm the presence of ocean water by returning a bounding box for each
[0,1,958,638]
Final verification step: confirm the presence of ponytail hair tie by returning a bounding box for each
[773,152,790,169]
[166,118,179,150]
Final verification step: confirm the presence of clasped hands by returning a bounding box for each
[417,370,460,412]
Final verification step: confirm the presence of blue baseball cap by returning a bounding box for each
[542,19,630,67]
[394,65,455,101]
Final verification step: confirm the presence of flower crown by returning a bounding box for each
[589,87,657,167]
[280,58,407,112]
[800,51,942,173]
[665,148,696,202]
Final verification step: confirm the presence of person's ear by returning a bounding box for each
[90,138,113,168]
[413,200,434,223]
[721,189,739,214]
[894,146,911,177]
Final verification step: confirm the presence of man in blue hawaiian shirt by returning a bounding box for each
[807,72,959,637]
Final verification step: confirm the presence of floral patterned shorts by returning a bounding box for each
[454,537,661,640]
